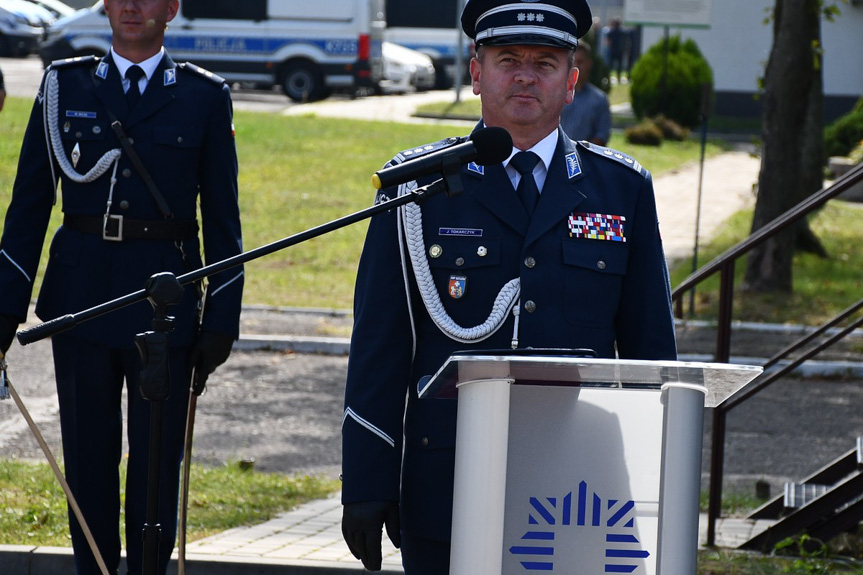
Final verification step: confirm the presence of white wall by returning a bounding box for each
[638,0,863,99]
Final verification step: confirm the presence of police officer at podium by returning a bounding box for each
[0,0,243,573]
[340,0,677,572]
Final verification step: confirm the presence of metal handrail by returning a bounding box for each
[668,161,863,546]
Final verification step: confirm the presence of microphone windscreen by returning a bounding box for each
[469,127,513,166]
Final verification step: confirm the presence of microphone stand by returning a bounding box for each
[15,165,463,575]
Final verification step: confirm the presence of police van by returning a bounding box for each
[38,0,386,101]
[384,0,470,89]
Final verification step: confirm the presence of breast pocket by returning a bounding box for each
[154,126,203,150]
[426,237,501,303]
[561,239,629,327]
[59,117,111,171]
[153,125,203,180]
[60,117,110,144]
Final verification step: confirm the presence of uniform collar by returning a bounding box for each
[110,47,165,83]
[504,129,559,192]
[505,129,558,172]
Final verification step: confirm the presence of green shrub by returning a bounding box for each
[824,100,863,160]
[629,35,713,128]
[652,114,691,141]
[849,140,863,165]
[625,119,664,146]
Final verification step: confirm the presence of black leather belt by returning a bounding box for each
[63,214,199,242]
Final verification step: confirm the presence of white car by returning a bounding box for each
[379,41,436,94]
[23,0,75,20]
[0,0,54,57]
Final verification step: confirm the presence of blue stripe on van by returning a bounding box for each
[165,36,359,57]
[64,33,360,57]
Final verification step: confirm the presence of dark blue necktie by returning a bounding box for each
[511,151,541,217]
[125,65,145,109]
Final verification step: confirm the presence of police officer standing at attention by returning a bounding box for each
[340,0,676,573]
[0,0,243,574]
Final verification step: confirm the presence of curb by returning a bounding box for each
[235,334,350,356]
[0,545,397,575]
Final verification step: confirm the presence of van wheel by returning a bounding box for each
[282,62,327,102]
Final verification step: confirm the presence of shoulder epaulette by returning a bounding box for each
[49,55,99,70]
[394,135,468,165]
[577,141,648,177]
[177,62,226,85]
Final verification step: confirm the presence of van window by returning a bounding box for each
[386,0,459,29]
[182,0,267,21]
[270,0,355,20]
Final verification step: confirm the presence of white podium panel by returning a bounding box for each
[503,385,663,574]
[420,352,762,575]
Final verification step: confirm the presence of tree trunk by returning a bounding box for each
[743,0,826,293]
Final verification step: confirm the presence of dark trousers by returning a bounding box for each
[401,533,451,575]
[52,334,192,575]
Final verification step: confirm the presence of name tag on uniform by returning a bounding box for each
[66,110,98,119]
[439,228,483,237]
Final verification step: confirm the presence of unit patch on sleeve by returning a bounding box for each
[568,212,626,242]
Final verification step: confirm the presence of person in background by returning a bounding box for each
[339,0,677,573]
[0,0,244,573]
[0,66,6,112]
[605,17,629,83]
[560,41,612,146]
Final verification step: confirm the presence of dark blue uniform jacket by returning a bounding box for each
[0,53,243,347]
[342,126,677,542]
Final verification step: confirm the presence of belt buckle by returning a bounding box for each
[103,214,124,241]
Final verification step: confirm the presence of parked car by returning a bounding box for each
[379,41,436,94]
[22,0,75,20]
[0,0,54,57]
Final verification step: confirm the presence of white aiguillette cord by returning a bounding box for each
[0,353,111,575]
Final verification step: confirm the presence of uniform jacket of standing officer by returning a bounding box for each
[342,123,678,542]
[0,51,243,346]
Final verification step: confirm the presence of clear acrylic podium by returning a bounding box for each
[418,351,762,575]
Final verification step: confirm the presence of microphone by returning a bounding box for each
[371,127,512,190]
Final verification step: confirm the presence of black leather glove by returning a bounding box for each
[342,501,401,571]
[0,314,19,355]
[189,331,235,388]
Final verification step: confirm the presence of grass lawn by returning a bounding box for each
[669,201,863,326]
[0,458,339,546]
[0,95,731,310]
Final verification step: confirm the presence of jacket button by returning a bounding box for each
[120,200,130,210]
[177,136,184,144]
[122,169,132,178]
[422,437,429,446]
[524,256,536,269]
[524,300,537,313]
[597,260,607,270]
[455,257,465,267]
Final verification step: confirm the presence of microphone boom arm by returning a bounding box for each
[17,177,456,346]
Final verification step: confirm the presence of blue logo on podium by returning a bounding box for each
[509,480,649,573]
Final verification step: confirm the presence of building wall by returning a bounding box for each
[638,0,863,121]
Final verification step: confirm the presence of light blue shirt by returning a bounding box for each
[560,82,612,145]
[112,48,165,95]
